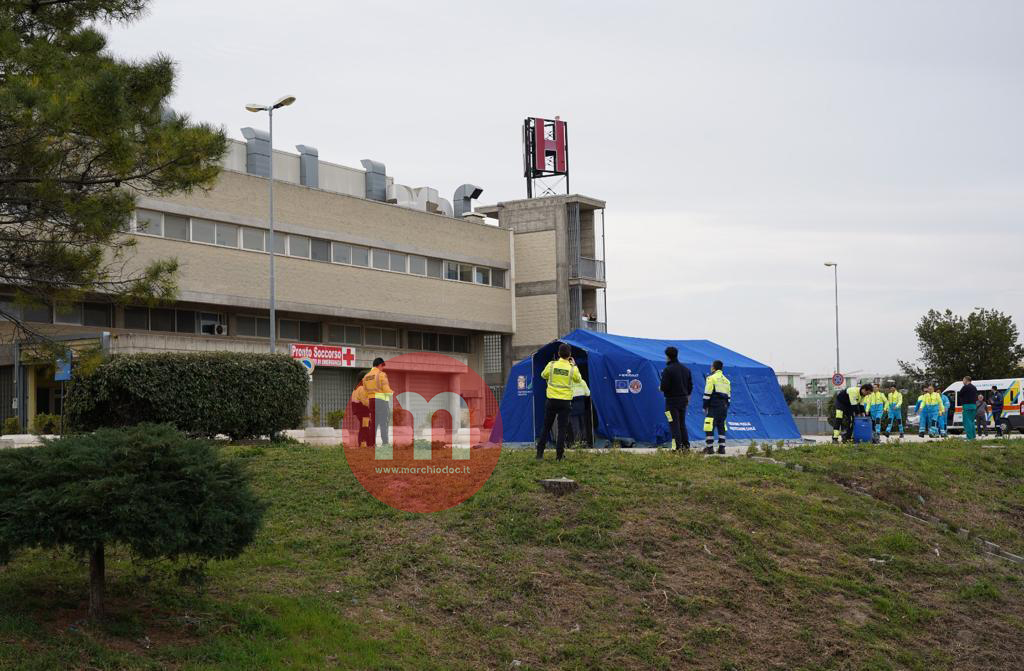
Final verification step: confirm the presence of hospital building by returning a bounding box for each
[0,124,608,429]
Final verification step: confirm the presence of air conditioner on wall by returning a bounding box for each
[214,324,228,336]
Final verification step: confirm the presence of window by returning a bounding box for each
[427,258,443,278]
[199,312,223,335]
[492,269,506,288]
[372,249,390,270]
[364,327,398,347]
[289,235,310,258]
[407,331,421,349]
[299,320,321,342]
[311,238,330,262]
[459,264,473,283]
[474,267,490,285]
[410,330,471,353]
[328,324,361,345]
[439,333,453,352]
[390,252,407,273]
[272,232,286,255]
[83,302,111,327]
[151,308,175,332]
[55,303,83,325]
[331,242,351,264]
[191,219,215,244]
[453,334,470,354]
[409,255,426,275]
[351,245,369,267]
[237,315,270,338]
[423,332,438,351]
[136,209,162,235]
[242,227,265,251]
[445,261,459,281]
[215,223,238,247]
[164,215,189,240]
[124,306,149,330]
[279,319,299,340]
[176,310,196,333]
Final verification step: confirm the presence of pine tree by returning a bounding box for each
[0,1,226,333]
[0,424,266,619]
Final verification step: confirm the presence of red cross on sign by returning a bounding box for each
[341,348,355,366]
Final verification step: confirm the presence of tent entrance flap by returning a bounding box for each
[500,330,801,444]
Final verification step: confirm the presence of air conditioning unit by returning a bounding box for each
[214,324,228,336]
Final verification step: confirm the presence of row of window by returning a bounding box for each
[134,210,507,288]
[2,297,472,352]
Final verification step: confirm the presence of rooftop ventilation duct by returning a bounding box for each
[360,159,388,201]
[454,184,483,218]
[296,145,319,188]
[240,127,271,178]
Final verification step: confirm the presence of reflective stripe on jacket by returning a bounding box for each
[703,370,731,404]
[362,367,393,401]
[542,358,582,401]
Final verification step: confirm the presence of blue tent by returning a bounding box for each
[500,330,801,445]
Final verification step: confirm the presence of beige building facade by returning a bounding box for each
[1,133,607,429]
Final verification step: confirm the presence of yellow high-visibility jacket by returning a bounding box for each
[362,366,393,401]
[541,358,582,401]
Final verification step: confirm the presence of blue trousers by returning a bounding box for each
[886,412,903,435]
[918,408,937,437]
[937,409,948,436]
[869,410,884,435]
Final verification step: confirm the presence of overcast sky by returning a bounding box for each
[104,0,1024,376]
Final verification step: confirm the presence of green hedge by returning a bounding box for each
[65,352,308,439]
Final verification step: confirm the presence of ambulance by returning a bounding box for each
[942,378,1024,435]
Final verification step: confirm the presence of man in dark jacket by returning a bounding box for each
[660,346,693,451]
[990,385,1004,435]
[833,383,872,443]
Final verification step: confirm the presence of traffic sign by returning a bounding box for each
[832,373,845,387]
[298,358,315,379]
[54,351,72,381]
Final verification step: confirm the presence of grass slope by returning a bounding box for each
[0,440,1022,670]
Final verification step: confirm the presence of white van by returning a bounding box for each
[942,378,1024,435]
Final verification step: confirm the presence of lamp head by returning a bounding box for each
[824,262,837,267]
[245,103,268,112]
[272,95,296,109]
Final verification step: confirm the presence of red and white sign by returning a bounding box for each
[290,343,357,368]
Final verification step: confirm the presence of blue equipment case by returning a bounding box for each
[852,417,874,444]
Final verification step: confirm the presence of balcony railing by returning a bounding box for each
[579,318,607,333]
[571,257,605,282]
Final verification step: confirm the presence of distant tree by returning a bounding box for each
[780,384,800,406]
[899,309,1024,385]
[0,425,265,619]
[0,0,225,337]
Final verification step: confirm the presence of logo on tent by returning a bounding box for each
[629,379,643,394]
[615,379,629,394]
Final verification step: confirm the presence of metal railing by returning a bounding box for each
[579,318,607,333]
[571,257,605,282]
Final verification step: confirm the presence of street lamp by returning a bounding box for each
[245,95,296,353]
[824,262,840,377]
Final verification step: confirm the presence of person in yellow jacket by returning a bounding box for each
[349,378,371,448]
[915,385,940,438]
[863,388,886,442]
[362,357,394,447]
[536,343,583,460]
[884,384,904,439]
[702,360,731,454]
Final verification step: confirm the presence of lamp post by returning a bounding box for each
[245,95,296,353]
[824,262,840,377]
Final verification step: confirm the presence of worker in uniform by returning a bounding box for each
[362,357,394,447]
[567,369,592,448]
[865,387,886,441]
[937,388,950,438]
[833,383,871,443]
[348,374,371,448]
[535,343,582,460]
[884,384,904,439]
[702,360,731,454]
[660,346,693,451]
[915,384,939,438]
